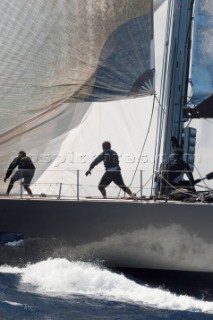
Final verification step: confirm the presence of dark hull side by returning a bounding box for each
[116,267,213,300]
[0,198,213,275]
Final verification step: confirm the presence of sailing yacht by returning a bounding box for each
[0,0,213,295]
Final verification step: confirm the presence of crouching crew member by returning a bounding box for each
[4,150,35,196]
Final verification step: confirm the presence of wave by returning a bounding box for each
[1,258,213,314]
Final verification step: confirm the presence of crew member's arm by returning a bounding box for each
[85,153,104,176]
[4,157,19,182]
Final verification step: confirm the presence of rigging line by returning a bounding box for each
[134,173,154,195]
[193,163,208,188]
[160,174,194,196]
[151,93,166,192]
[115,94,156,199]
[185,118,192,128]
[151,3,174,192]
[129,94,156,186]
[155,95,166,114]
[195,184,213,192]
[141,173,153,188]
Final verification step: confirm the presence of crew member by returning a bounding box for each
[4,151,35,196]
[85,141,135,198]
[160,147,195,195]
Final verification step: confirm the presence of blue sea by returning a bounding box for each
[0,259,213,320]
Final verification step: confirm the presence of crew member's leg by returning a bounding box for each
[6,171,21,195]
[22,170,35,196]
[98,172,112,198]
[112,171,134,196]
[24,185,33,196]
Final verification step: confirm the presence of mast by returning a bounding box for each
[161,0,195,161]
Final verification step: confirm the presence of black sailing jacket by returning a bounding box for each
[89,149,120,171]
[5,155,35,180]
[163,155,194,186]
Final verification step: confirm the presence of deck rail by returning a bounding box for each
[0,169,150,200]
[1,169,211,200]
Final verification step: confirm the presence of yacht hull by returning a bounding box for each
[0,198,213,274]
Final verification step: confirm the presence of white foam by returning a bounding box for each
[3,301,23,307]
[0,265,22,274]
[4,240,24,247]
[1,258,213,314]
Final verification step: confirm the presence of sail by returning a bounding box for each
[0,0,167,198]
[0,0,154,134]
[190,0,213,105]
[189,94,213,118]
[31,2,167,198]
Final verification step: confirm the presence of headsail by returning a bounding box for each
[0,0,154,133]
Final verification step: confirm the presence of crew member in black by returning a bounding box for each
[4,151,35,196]
[160,147,195,195]
[85,141,135,198]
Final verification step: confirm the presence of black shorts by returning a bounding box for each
[98,170,126,189]
[12,169,35,187]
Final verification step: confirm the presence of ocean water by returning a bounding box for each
[0,259,213,320]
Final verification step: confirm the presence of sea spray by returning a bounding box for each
[1,258,213,314]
